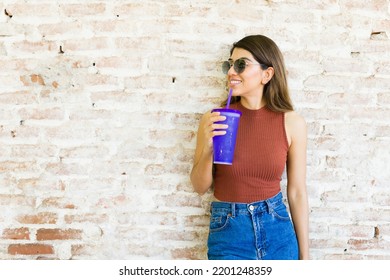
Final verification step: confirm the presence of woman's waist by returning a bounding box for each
[210,191,284,213]
[213,180,281,203]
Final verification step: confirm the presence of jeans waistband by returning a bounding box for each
[210,192,283,216]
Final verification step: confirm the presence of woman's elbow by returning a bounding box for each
[194,188,207,196]
[191,180,210,196]
[190,170,212,195]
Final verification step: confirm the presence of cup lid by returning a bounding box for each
[211,108,242,116]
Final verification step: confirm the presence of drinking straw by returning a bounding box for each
[226,88,233,109]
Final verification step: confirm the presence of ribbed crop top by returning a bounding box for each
[213,102,289,203]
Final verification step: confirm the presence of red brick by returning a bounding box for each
[171,246,207,260]
[2,227,30,240]
[40,197,76,209]
[17,212,58,224]
[36,229,82,241]
[8,244,54,255]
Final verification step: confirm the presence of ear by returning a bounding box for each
[261,67,274,85]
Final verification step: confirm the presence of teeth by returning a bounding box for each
[230,80,241,84]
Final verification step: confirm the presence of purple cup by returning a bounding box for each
[211,108,242,165]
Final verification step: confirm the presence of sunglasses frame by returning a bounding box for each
[222,58,268,74]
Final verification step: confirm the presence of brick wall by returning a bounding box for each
[0,0,389,260]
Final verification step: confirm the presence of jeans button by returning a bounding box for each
[249,205,254,211]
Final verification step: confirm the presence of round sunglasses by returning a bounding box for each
[222,59,267,74]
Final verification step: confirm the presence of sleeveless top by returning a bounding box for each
[213,102,289,203]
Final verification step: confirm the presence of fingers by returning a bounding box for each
[206,112,228,136]
[211,124,228,136]
[210,111,226,123]
[199,111,229,153]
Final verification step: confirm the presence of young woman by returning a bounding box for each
[190,35,309,260]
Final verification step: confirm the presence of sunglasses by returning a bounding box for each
[222,59,267,74]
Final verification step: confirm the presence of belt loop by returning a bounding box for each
[231,203,236,217]
[265,198,272,214]
[265,192,280,213]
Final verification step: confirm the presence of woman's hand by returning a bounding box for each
[190,110,228,195]
[200,111,228,153]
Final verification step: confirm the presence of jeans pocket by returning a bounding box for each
[270,202,291,221]
[209,210,232,232]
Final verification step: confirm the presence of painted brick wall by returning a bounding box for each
[0,0,389,260]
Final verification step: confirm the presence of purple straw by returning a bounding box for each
[226,88,233,109]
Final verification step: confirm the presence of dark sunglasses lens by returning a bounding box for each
[222,61,231,74]
[234,59,246,74]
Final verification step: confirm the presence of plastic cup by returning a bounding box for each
[211,108,242,165]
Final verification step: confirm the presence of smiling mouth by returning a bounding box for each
[230,79,241,86]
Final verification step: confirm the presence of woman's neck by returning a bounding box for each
[240,96,266,110]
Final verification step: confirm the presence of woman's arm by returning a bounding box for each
[285,111,310,260]
[190,111,227,195]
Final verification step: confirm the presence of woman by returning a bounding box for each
[190,35,309,260]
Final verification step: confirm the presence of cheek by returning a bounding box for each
[249,68,262,79]
[244,72,263,87]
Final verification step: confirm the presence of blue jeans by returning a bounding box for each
[207,192,298,260]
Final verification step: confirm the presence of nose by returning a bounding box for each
[227,64,237,75]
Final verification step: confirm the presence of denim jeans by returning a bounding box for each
[207,192,298,260]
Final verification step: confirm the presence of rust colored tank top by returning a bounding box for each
[213,102,289,203]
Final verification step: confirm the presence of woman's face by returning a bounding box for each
[227,47,269,99]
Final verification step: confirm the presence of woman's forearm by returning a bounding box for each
[190,149,214,195]
[288,190,310,259]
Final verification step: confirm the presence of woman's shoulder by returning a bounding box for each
[285,110,307,138]
[285,110,306,126]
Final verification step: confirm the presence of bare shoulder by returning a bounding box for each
[285,111,307,144]
[285,111,306,128]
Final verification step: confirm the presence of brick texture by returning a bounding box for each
[0,0,389,260]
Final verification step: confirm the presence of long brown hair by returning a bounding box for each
[222,35,294,112]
